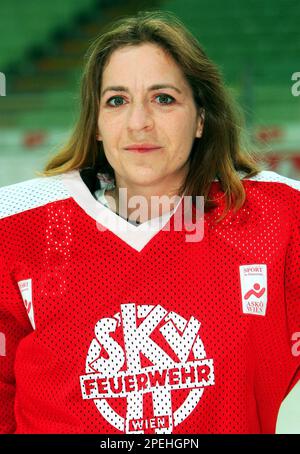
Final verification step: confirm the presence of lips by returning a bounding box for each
[124,143,162,153]
[127,148,161,153]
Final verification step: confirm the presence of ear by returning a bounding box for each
[195,108,205,138]
[96,132,102,141]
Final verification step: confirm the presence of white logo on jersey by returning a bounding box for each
[80,303,215,434]
[17,279,36,329]
[239,265,268,316]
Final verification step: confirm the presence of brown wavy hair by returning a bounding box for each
[41,9,261,220]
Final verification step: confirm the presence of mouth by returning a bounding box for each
[125,144,162,153]
[126,147,162,153]
[124,143,162,153]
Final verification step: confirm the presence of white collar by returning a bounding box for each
[61,170,183,252]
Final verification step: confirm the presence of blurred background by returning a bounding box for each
[0,0,299,434]
[0,0,300,186]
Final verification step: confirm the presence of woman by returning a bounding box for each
[0,10,299,434]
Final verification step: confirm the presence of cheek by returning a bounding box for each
[170,117,195,148]
[100,111,120,123]
[168,114,197,160]
[170,108,195,134]
[98,113,122,139]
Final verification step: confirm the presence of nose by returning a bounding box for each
[126,101,154,132]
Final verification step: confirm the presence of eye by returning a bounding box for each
[155,94,175,105]
[106,96,126,107]
[105,93,176,108]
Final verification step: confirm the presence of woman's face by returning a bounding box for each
[97,42,203,188]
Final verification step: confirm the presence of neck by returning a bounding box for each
[105,168,188,223]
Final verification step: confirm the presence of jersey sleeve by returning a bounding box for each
[0,254,31,433]
[284,187,300,395]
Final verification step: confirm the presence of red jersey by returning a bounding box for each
[0,169,299,434]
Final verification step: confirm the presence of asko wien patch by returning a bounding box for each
[17,279,36,329]
[239,264,268,316]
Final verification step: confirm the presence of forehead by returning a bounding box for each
[102,43,186,83]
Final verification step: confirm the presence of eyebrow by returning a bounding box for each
[101,84,182,97]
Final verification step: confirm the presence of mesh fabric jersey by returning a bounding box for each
[0,169,299,434]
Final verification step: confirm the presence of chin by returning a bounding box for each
[128,169,161,185]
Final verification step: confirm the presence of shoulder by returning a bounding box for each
[241,170,300,221]
[242,170,300,192]
[0,173,71,220]
[241,169,300,203]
